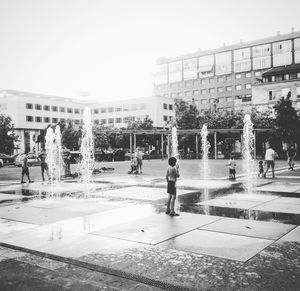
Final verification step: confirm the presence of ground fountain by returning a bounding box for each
[242,114,255,195]
[79,107,95,186]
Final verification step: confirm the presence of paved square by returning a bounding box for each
[200,217,296,240]
[93,186,191,201]
[160,229,274,261]
[277,226,300,243]
[0,193,24,202]
[199,198,263,209]
[254,182,300,193]
[91,213,222,245]
[219,193,278,203]
[251,200,300,214]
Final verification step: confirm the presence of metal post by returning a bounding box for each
[254,130,257,160]
[195,134,198,159]
[161,134,164,160]
[214,132,217,159]
[129,134,132,154]
[134,134,137,151]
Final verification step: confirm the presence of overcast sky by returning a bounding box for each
[0,0,300,102]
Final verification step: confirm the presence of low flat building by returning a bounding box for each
[0,90,174,154]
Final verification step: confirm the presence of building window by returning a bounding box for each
[59,107,65,112]
[73,119,79,125]
[226,86,232,92]
[26,116,33,122]
[236,85,242,91]
[52,106,58,112]
[218,97,224,103]
[116,107,122,112]
[226,96,233,102]
[185,91,192,97]
[163,115,168,122]
[226,75,232,81]
[108,118,114,124]
[209,88,215,94]
[269,91,273,101]
[254,71,261,77]
[178,92,183,97]
[101,119,107,124]
[94,109,99,114]
[94,119,99,125]
[242,95,252,102]
[60,118,65,122]
[35,116,42,122]
[201,89,207,95]
[26,103,33,109]
[201,99,207,104]
[116,118,122,123]
[163,103,168,109]
[193,80,199,86]
[209,98,215,104]
[101,108,106,113]
[235,74,241,79]
[217,87,224,93]
[108,107,114,112]
[67,108,73,113]
[246,72,251,78]
[193,90,199,96]
[52,118,58,123]
[217,76,224,82]
[185,81,192,87]
[44,117,50,123]
[43,105,49,111]
[74,108,80,114]
[245,84,251,89]
[284,74,289,80]
[169,104,173,110]
[35,104,42,110]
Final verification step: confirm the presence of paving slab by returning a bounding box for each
[198,198,263,209]
[251,200,300,214]
[219,193,278,202]
[0,193,24,201]
[160,229,274,261]
[156,179,233,189]
[0,218,36,235]
[253,182,300,193]
[277,225,300,243]
[91,213,222,245]
[274,197,300,205]
[0,201,122,225]
[93,186,191,201]
[200,217,296,240]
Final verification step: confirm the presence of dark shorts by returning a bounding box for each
[229,169,236,175]
[137,158,142,166]
[22,167,29,176]
[167,181,176,196]
[41,163,48,170]
[266,160,274,168]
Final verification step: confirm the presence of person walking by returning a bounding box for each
[135,148,143,174]
[287,145,297,170]
[21,153,33,184]
[38,148,49,182]
[263,144,277,178]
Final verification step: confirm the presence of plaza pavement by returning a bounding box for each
[0,160,299,290]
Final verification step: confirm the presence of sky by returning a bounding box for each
[0,0,300,102]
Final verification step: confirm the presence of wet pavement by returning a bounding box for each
[0,164,299,290]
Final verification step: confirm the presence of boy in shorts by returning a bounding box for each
[21,153,33,184]
[165,157,180,216]
[226,154,236,180]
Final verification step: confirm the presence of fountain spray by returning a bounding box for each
[171,126,179,160]
[201,124,210,180]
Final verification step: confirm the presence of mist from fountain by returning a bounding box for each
[242,114,255,194]
[80,107,95,185]
[200,124,210,180]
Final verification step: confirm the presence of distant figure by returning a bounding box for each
[128,154,138,174]
[264,145,277,178]
[135,148,143,174]
[258,161,264,178]
[38,148,49,182]
[165,157,180,216]
[21,153,33,184]
[287,145,297,170]
[226,154,236,180]
[63,148,72,177]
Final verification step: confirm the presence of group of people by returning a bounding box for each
[225,144,297,180]
[128,148,143,174]
[20,147,72,184]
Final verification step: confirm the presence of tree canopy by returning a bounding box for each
[0,114,15,154]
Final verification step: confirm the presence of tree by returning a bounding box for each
[0,114,15,154]
[61,122,82,150]
[273,92,300,144]
[127,116,154,130]
[175,100,200,129]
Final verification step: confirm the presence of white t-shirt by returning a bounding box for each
[265,148,275,161]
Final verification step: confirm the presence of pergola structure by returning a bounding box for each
[93,128,273,159]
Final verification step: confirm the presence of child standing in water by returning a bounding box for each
[166,157,180,216]
[226,154,236,180]
[258,160,264,178]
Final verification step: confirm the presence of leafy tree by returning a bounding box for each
[273,92,299,144]
[127,116,154,130]
[0,114,15,154]
[175,100,200,129]
[61,122,81,150]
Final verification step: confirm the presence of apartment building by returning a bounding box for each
[0,90,174,154]
[153,29,300,113]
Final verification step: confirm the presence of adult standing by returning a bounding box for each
[21,152,33,184]
[63,147,72,177]
[287,145,297,170]
[135,148,143,174]
[263,144,277,178]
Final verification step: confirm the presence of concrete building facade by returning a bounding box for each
[153,29,300,113]
[0,90,174,154]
